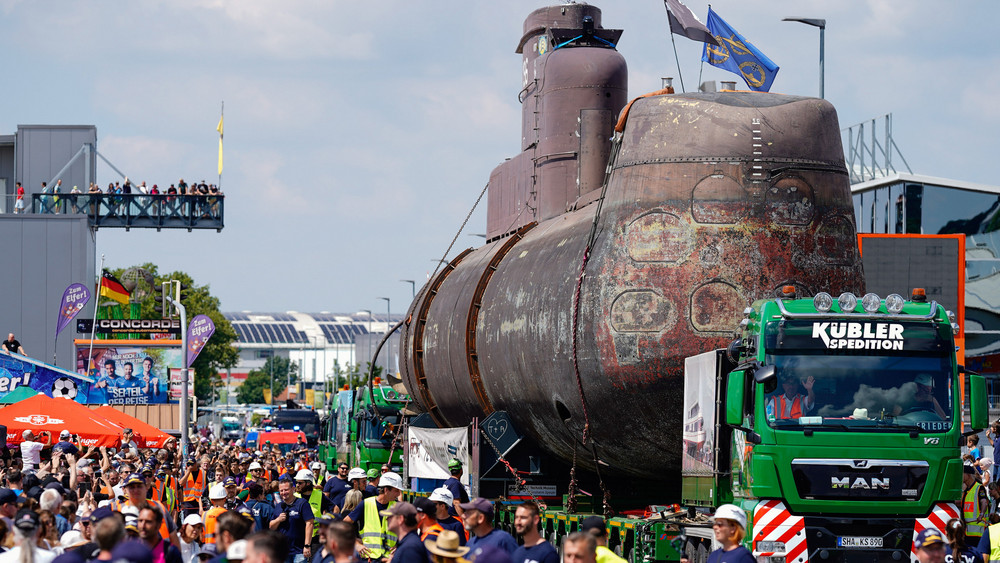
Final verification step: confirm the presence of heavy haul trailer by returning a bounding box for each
[484,290,987,563]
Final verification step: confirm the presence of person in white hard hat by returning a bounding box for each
[343,472,403,562]
[204,483,229,546]
[310,461,325,487]
[295,469,333,554]
[429,488,467,545]
[708,504,753,563]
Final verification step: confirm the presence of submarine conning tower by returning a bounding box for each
[487,3,627,241]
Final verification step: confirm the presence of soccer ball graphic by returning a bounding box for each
[51,377,78,400]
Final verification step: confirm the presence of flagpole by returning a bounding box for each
[663,2,687,93]
[218,101,224,191]
[88,255,105,381]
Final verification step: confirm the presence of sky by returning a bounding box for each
[3,0,998,315]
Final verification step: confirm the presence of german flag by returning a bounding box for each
[99,270,130,304]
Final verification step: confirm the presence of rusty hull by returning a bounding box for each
[401,92,864,480]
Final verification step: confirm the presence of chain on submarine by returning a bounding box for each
[396,4,865,481]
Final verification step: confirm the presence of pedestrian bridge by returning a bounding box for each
[30,193,224,231]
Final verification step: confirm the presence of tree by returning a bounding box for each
[111,263,239,404]
[237,356,299,404]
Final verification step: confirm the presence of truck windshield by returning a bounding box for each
[763,319,954,432]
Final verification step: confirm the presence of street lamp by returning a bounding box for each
[400,279,415,298]
[378,297,391,378]
[782,17,826,99]
[360,309,372,369]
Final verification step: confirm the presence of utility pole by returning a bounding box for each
[166,294,189,459]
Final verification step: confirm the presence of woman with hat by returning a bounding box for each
[0,509,57,563]
[707,505,753,563]
[426,530,469,563]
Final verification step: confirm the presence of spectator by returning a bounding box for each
[245,531,289,563]
[21,431,51,473]
[0,509,56,563]
[271,478,314,563]
[562,532,596,563]
[512,503,558,563]
[459,499,516,554]
[2,333,26,356]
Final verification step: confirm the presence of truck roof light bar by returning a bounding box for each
[773,298,940,321]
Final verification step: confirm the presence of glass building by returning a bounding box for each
[852,173,1000,378]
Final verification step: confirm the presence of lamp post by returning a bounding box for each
[360,309,372,369]
[782,17,826,99]
[378,297,391,377]
[400,279,415,298]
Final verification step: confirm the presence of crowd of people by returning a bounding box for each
[24,178,224,218]
[0,426,631,563]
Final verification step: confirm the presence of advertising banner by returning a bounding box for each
[56,283,91,338]
[0,354,93,404]
[187,315,215,366]
[407,427,469,486]
[75,342,182,404]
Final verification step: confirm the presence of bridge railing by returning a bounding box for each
[29,193,224,231]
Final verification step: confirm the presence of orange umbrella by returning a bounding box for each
[94,406,173,449]
[1,394,122,448]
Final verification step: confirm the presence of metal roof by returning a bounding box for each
[851,172,1000,196]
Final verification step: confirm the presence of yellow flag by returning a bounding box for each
[263,388,272,405]
[217,115,224,175]
[305,388,315,407]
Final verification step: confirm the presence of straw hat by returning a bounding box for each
[426,530,470,558]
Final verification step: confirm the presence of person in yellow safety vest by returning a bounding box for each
[294,469,333,547]
[203,483,229,546]
[963,465,989,542]
[343,471,403,562]
[310,461,326,488]
[111,473,177,545]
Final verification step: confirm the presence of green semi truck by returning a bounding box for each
[319,380,409,473]
[491,289,987,563]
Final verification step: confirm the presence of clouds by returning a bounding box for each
[2,0,997,313]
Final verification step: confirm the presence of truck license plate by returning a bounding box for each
[838,537,882,548]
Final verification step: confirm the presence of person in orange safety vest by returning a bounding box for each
[766,374,816,420]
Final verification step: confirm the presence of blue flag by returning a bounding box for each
[701,8,779,92]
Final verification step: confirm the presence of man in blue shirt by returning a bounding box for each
[443,460,469,517]
[272,477,315,563]
[460,498,517,554]
[323,463,351,503]
[53,430,80,457]
[382,502,429,563]
[429,488,466,545]
[512,502,558,563]
[246,482,274,533]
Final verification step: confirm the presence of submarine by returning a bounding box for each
[397,3,865,481]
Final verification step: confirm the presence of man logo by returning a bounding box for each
[831,477,890,490]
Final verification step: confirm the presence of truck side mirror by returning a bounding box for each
[726,371,745,426]
[970,373,988,431]
[753,364,776,384]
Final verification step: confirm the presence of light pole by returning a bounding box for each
[360,309,372,370]
[782,17,825,99]
[378,297,391,377]
[400,279,415,298]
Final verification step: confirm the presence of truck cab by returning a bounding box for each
[701,289,988,563]
[319,380,409,472]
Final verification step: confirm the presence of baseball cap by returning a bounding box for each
[183,514,204,527]
[209,483,227,500]
[0,488,17,505]
[124,474,145,487]
[89,506,115,523]
[378,471,403,490]
[223,476,238,487]
[295,469,314,482]
[915,373,934,387]
[227,540,248,561]
[580,516,606,536]
[428,487,454,504]
[379,502,417,518]
[467,545,513,563]
[60,430,71,439]
[14,509,40,531]
[915,528,946,549]
[711,504,747,531]
[111,541,152,563]
[61,529,87,548]
[413,497,436,515]
[315,512,338,526]
[459,497,494,516]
